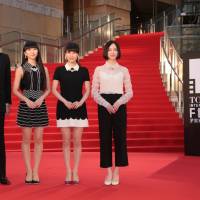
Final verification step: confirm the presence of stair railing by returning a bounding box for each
[160,34,184,118]
[0,16,121,66]
[0,37,61,66]
[62,16,121,57]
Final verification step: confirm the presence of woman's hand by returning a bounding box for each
[106,103,115,114]
[72,101,82,109]
[113,101,121,113]
[64,100,74,109]
[35,97,44,108]
[25,99,37,109]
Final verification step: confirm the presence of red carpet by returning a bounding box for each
[5,32,184,152]
[0,152,200,200]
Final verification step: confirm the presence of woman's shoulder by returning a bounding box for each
[94,64,105,72]
[118,64,129,72]
[16,63,23,68]
[15,64,24,72]
[55,65,65,72]
[43,64,48,69]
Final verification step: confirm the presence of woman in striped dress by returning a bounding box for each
[13,41,50,184]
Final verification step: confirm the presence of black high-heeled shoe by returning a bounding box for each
[25,173,32,184]
[64,180,72,185]
[72,173,79,184]
[25,179,33,184]
[64,172,72,185]
[32,179,40,184]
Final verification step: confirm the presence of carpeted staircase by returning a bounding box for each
[5,32,184,152]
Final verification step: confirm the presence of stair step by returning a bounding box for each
[5,138,183,150]
[6,111,180,119]
[7,32,184,152]
[5,124,183,133]
[5,117,182,125]
[5,130,183,141]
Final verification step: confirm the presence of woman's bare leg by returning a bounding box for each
[61,127,72,181]
[72,127,83,182]
[32,127,43,181]
[21,127,32,181]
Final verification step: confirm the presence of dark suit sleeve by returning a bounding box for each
[4,54,11,104]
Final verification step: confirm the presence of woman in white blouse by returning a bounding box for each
[92,40,133,185]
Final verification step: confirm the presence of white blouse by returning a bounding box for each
[92,62,133,108]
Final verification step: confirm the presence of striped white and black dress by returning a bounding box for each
[17,63,48,127]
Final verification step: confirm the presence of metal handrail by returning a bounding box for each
[68,17,121,42]
[67,16,122,56]
[0,16,123,65]
[160,34,184,117]
[161,40,183,84]
[0,39,60,48]
[0,17,122,49]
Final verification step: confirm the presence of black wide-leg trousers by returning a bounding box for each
[98,94,128,168]
[0,112,6,178]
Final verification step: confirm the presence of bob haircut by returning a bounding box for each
[103,40,121,60]
[64,42,79,54]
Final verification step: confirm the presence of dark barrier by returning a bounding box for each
[183,52,200,155]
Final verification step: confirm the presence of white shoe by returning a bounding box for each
[104,177,112,185]
[111,176,119,185]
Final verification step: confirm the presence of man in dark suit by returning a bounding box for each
[0,52,11,185]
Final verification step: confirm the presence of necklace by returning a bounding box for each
[106,62,118,70]
[110,66,115,70]
[108,64,117,70]
[31,66,38,72]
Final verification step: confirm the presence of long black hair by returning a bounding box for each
[21,41,47,91]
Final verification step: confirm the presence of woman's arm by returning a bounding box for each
[42,66,51,99]
[52,79,73,109]
[13,66,36,109]
[91,67,115,113]
[73,81,90,109]
[113,68,133,112]
[35,66,50,107]
[92,68,110,107]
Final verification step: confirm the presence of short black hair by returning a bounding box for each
[64,42,79,53]
[103,40,121,60]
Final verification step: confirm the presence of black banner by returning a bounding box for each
[183,52,200,155]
